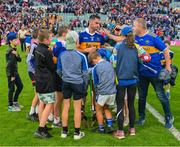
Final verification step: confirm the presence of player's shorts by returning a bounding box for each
[62,81,85,100]
[54,72,63,92]
[38,92,55,104]
[96,94,116,107]
[28,72,36,87]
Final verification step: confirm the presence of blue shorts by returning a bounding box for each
[62,82,85,100]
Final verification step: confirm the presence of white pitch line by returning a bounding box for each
[146,102,180,141]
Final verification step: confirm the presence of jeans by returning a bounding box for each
[116,84,137,130]
[20,38,26,52]
[8,74,23,106]
[138,76,172,120]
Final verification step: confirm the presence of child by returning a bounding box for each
[114,26,139,139]
[51,26,69,128]
[57,31,88,140]
[88,51,116,133]
[6,33,23,112]
[26,28,39,121]
[34,29,56,139]
[160,40,174,99]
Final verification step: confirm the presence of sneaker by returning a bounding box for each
[8,105,21,112]
[47,114,54,123]
[113,130,125,139]
[74,132,85,140]
[129,128,136,136]
[123,116,129,127]
[92,128,105,134]
[106,126,115,134]
[137,118,145,126]
[165,116,174,129]
[34,129,52,139]
[61,131,68,138]
[52,121,61,128]
[13,102,24,109]
[27,113,39,122]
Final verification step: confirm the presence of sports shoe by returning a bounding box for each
[13,102,24,109]
[47,113,54,123]
[52,121,61,128]
[8,105,21,112]
[136,118,145,126]
[34,129,52,139]
[61,131,68,138]
[129,128,136,136]
[92,128,105,134]
[27,113,39,122]
[74,132,85,140]
[113,130,125,139]
[106,126,115,134]
[165,116,174,129]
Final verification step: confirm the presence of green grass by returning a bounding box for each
[0,45,180,146]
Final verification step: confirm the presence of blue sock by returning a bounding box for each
[99,125,104,131]
[107,119,113,127]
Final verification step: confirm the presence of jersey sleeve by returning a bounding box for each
[154,36,167,51]
[92,66,99,86]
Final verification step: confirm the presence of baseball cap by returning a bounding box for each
[66,31,79,50]
[121,26,133,36]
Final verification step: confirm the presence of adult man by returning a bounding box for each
[133,18,174,129]
[18,25,27,52]
[78,14,105,119]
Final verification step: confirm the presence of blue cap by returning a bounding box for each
[7,33,17,43]
[121,26,132,36]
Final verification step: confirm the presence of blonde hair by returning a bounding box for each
[135,18,147,29]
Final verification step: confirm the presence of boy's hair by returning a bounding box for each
[38,29,50,42]
[88,51,101,64]
[164,40,171,46]
[32,28,39,39]
[58,26,69,37]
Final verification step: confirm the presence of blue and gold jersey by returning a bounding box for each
[79,28,105,50]
[135,32,167,77]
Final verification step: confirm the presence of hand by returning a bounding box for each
[99,28,110,35]
[12,50,18,56]
[166,65,172,73]
[11,77,15,81]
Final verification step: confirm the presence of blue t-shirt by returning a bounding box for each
[135,32,167,77]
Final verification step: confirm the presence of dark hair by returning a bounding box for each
[125,32,135,48]
[38,29,50,42]
[89,14,100,20]
[32,28,39,39]
[88,51,101,64]
[58,26,69,37]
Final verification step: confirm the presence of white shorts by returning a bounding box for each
[26,43,30,47]
[96,94,116,107]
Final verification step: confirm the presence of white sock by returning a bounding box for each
[35,105,38,114]
[29,106,35,115]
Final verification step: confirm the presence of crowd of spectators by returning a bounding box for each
[0,0,179,42]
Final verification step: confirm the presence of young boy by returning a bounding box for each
[6,33,23,112]
[88,51,116,133]
[51,26,69,128]
[57,31,88,140]
[34,29,56,139]
[26,28,39,121]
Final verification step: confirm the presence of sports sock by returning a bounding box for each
[29,106,35,115]
[107,119,113,127]
[63,127,68,133]
[75,128,80,135]
[35,105,38,114]
[54,117,60,124]
[99,125,104,131]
